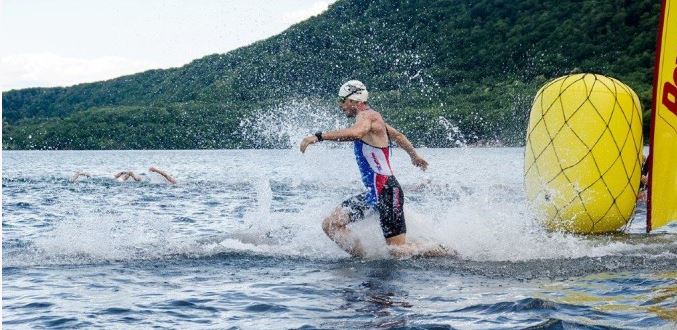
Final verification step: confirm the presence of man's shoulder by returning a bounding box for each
[359,108,383,120]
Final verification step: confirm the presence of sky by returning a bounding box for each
[0,0,335,91]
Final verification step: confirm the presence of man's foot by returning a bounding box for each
[388,242,456,258]
[419,244,457,257]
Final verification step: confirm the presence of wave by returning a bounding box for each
[4,202,675,277]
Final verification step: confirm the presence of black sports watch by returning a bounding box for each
[314,131,323,142]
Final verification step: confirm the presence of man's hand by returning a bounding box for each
[300,135,319,153]
[411,155,428,171]
[637,190,647,202]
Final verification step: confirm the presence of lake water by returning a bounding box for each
[2,148,676,329]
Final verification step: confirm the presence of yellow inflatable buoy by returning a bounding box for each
[524,73,643,233]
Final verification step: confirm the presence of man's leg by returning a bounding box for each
[385,233,406,246]
[379,177,407,247]
[381,209,450,258]
[379,176,440,257]
[322,206,365,257]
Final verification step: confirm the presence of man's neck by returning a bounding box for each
[356,104,371,112]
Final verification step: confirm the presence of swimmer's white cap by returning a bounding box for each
[338,80,368,102]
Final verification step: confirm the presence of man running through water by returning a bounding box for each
[300,80,445,258]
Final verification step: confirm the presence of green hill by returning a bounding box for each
[2,0,660,149]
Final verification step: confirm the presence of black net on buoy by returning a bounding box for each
[524,74,643,233]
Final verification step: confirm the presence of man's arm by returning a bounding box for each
[114,171,127,179]
[149,166,177,184]
[321,114,371,141]
[300,114,371,153]
[385,124,428,171]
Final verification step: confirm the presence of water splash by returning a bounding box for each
[3,149,675,270]
[437,116,467,147]
[239,99,349,149]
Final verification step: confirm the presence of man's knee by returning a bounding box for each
[322,208,349,235]
[322,217,333,235]
[322,217,341,235]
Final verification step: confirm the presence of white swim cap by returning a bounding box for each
[338,80,368,102]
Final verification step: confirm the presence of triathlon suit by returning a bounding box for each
[341,138,406,238]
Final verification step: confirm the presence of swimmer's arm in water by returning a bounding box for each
[149,166,177,184]
[70,171,91,182]
[127,171,142,181]
[385,124,428,171]
[300,113,371,153]
[114,171,137,181]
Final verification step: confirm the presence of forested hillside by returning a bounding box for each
[2,0,660,149]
